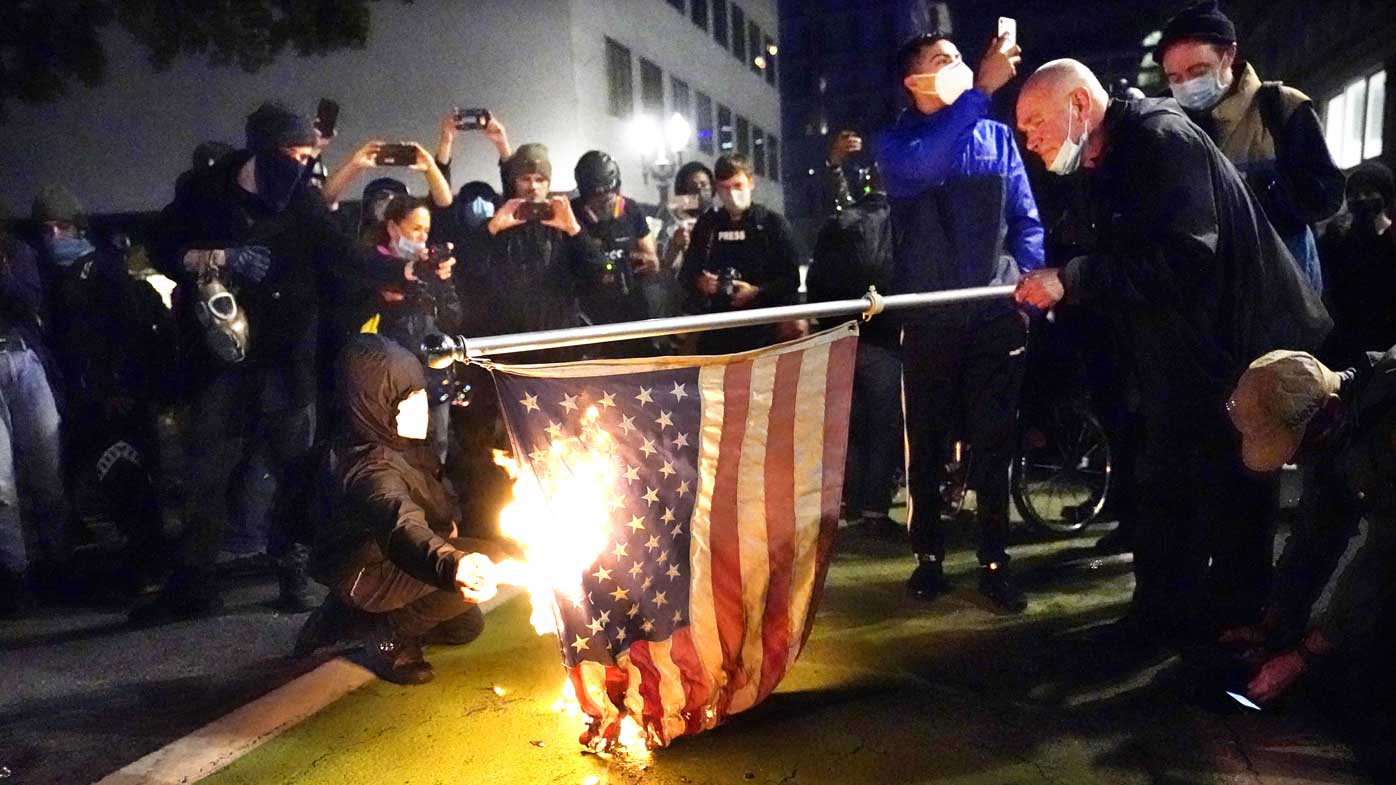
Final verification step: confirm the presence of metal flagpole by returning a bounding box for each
[423,285,1016,367]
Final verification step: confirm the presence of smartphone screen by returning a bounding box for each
[998,16,1017,42]
[316,98,340,138]
[1225,691,1262,711]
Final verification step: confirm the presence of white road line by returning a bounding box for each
[91,588,521,785]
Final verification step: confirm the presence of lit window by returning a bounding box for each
[1323,69,1385,167]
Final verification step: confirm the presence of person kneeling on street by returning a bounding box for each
[298,335,507,685]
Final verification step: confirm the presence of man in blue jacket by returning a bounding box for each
[876,32,1042,612]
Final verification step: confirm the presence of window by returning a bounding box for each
[691,0,708,30]
[736,115,751,156]
[718,104,734,152]
[1323,69,1386,167]
[640,59,665,113]
[696,91,715,154]
[731,5,746,63]
[605,38,634,118]
[752,126,766,176]
[712,0,728,48]
[763,35,777,86]
[671,77,692,122]
[767,134,780,182]
[748,21,762,74]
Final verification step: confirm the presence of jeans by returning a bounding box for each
[177,366,315,584]
[844,343,903,519]
[902,312,1026,566]
[0,345,68,574]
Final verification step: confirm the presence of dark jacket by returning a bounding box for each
[1060,98,1331,410]
[680,203,802,354]
[460,221,606,340]
[1268,346,1396,650]
[150,150,407,406]
[1319,222,1396,365]
[0,235,48,354]
[807,192,899,349]
[376,276,465,407]
[311,335,500,590]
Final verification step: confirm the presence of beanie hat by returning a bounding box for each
[192,140,236,170]
[244,101,319,153]
[363,177,409,201]
[31,185,85,227]
[502,143,553,185]
[1227,350,1341,472]
[1156,1,1237,63]
[1347,161,1396,206]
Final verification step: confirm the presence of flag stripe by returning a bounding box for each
[624,642,666,738]
[645,639,692,744]
[801,335,857,649]
[685,364,727,726]
[728,355,778,715]
[756,350,802,702]
[708,359,753,722]
[785,340,832,671]
[668,625,714,734]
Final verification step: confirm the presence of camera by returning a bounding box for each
[516,200,556,222]
[373,143,418,167]
[717,267,742,297]
[315,98,340,138]
[412,243,452,281]
[453,107,491,131]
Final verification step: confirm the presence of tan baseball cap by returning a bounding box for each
[1227,351,1342,472]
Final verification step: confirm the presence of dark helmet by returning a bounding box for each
[574,150,621,197]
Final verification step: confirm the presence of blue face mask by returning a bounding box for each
[1171,68,1228,111]
[393,235,426,260]
[46,235,95,267]
[461,196,495,229]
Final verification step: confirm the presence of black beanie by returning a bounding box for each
[1348,161,1396,206]
[245,101,319,154]
[1156,1,1237,63]
[31,185,85,227]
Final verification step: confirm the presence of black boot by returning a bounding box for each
[977,562,1027,614]
[275,544,317,613]
[128,570,224,626]
[907,557,952,600]
[294,595,365,657]
[423,605,486,647]
[364,627,434,685]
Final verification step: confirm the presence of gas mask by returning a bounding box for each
[195,277,250,363]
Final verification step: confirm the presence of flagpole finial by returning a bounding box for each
[862,286,887,321]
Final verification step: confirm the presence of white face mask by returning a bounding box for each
[907,61,974,107]
[719,187,752,212]
[395,389,430,440]
[1047,99,1089,176]
[1170,68,1228,111]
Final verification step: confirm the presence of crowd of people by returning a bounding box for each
[2,0,1395,709]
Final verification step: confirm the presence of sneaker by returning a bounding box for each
[364,629,434,685]
[977,564,1027,614]
[423,605,486,647]
[907,560,952,600]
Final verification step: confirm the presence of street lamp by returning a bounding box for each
[629,111,693,207]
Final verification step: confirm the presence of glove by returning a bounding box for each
[224,245,272,283]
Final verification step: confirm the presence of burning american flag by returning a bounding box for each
[489,324,857,749]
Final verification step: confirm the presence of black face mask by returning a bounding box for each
[1349,197,1387,227]
[254,152,309,212]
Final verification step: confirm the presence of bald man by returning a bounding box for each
[1013,59,1330,642]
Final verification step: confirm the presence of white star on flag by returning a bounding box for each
[592,566,612,582]
[660,507,676,523]
[609,586,630,602]
[677,480,691,497]
[660,461,676,478]
[643,486,660,505]
[623,464,640,482]
[653,591,668,607]
[670,381,688,401]
[635,387,654,406]
[656,410,674,430]
[640,437,657,457]
[625,515,646,532]
[545,421,565,441]
[666,564,681,579]
[618,415,636,435]
[520,393,539,412]
[586,616,604,633]
[645,535,661,551]
[597,391,616,409]
[611,542,628,558]
[628,562,644,578]
[571,634,590,652]
[673,432,690,448]
[559,393,579,413]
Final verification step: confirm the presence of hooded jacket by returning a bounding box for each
[1060,98,1332,410]
[311,335,495,591]
[150,150,408,406]
[458,221,607,341]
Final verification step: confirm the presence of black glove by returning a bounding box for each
[225,245,272,283]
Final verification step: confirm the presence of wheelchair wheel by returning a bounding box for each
[1011,405,1111,534]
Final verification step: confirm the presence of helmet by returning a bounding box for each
[195,277,251,363]
[574,150,621,197]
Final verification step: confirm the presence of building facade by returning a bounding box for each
[1,0,783,215]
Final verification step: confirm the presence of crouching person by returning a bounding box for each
[298,335,505,684]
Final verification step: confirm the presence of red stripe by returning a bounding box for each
[709,359,752,719]
[668,626,712,734]
[756,350,802,701]
[626,641,666,735]
[567,665,604,719]
[800,335,857,648]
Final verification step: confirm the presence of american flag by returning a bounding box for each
[491,324,858,748]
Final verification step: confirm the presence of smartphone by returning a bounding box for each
[997,16,1017,43]
[670,194,702,213]
[453,107,491,131]
[1225,691,1263,711]
[413,244,452,280]
[516,201,556,222]
[374,143,418,167]
[315,98,340,138]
